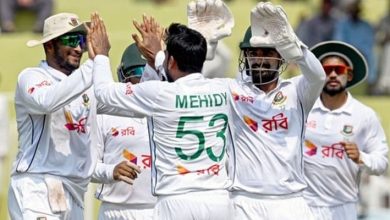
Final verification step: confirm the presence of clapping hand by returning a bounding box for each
[132,15,165,69]
[86,12,111,59]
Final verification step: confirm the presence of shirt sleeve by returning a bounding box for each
[359,111,389,175]
[93,55,161,117]
[17,60,93,114]
[295,47,326,114]
[91,115,116,184]
[140,64,162,82]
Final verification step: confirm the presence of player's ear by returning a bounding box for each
[347,71,353,82]
[167,55,176,69]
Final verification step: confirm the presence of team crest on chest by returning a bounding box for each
[82,94,90,107]
[341,125,354,136]
[272,91,287,106]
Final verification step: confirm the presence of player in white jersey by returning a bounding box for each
[303,41,389,220]
[87,13,234,220]
[92,43,156,220]
[8,13,137,219]
[216,2,324,219]
[136,1,325,219]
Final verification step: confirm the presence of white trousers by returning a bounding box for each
[8,174,83,220]
[98,202,154,220]
[231,192,315,220]
[154,190,232,220]
[309,203,358,220]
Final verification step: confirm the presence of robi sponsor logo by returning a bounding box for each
[304,140,317,156]
[123,149,151,169]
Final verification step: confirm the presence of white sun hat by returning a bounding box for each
[27,12,88,47]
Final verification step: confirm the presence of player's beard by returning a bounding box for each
[323,83,346,96]
[53,44,80,75]
[251,63,278,85]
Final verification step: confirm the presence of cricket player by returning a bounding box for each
[8,13,137,219]
[303,41,389,220]
[93,43,156,220]
[88,13,234,220]
[140,1,325,219]
[189,1,325,219]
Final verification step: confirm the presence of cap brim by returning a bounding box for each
[310,40,368,88]
[26,21,91,47]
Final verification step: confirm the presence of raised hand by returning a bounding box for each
[113,160,142,185]
[132,15,165,69]
[250,2,305,61]
[86,12,111,58]
[187,0,234,60]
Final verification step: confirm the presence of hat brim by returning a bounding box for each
[26,21,91,47]
[310,41,368,88]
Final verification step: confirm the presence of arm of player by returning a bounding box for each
[91,115,114,184]
[294,48,326,114]
[17,60,93,115]
[355,111,389,175]
[89,13,159,117]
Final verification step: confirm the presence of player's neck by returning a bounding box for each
[257,81,277,94]
[320,91,348,111]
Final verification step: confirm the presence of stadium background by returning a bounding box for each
[0,0,388,219]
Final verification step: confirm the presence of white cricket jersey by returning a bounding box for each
[229,48,326,196]
[12,60,129,207]
[93,55,234,196]
[92,114,157,206]
[303,93,389,207]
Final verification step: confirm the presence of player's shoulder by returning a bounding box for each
[349,97,377,118]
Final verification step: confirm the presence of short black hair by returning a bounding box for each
[164,23,207,73]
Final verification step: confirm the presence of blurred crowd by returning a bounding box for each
[296,0,390,96]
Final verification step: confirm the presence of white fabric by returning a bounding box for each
[8,174,83,220]
[250,2,306,60]
[93,55,234,197]
[187,0,234,60]
[303,93,389,207]
[0,94,9,157]
[11,59,132,208]
[27,13,87,47]
[98,202,153,220]
[229,48,325,196]
[154,190,232,220]
[93,115,157,206]
[231,192,314,220]
[309,203,358,220]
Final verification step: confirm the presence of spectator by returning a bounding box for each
[296,0,337,48]
[333,0,377,94]
[0,0,54,33]
[375,3,390,95]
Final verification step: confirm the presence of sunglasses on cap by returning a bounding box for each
[322,65,351,76]
[58,33,86,49]
[120,66,145,79]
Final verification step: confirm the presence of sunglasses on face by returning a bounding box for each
[58,33,86,49]
[322,65,351,76]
